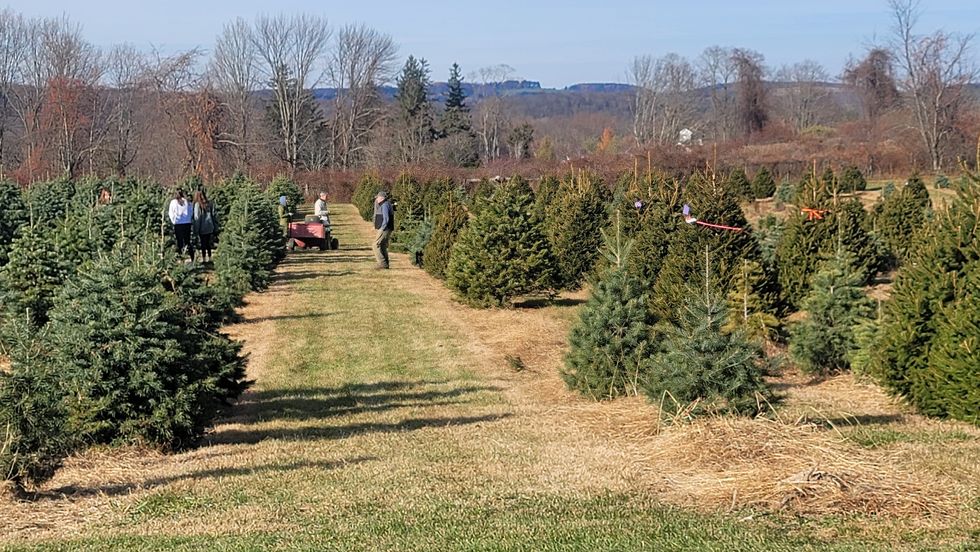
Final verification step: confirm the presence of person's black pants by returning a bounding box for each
[174,223,194,259]
[199,233,214,259]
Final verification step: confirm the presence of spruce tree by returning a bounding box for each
[544,172,609,290]
[789,252,874,375]
[50,242,249,449]
[395,56,435,163]
[751,167,776,199]
[468,178,495,215]
[446,177,555,307]
[643,282,772,417]
[533,175,560,221]
[0,316,73,492]
[423,191,469,280]
[563,217,651,399]
[870,179,930,265]
[440,63,471,135]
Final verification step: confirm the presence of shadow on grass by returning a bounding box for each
[272,270,355,283]
[33,456,377,501]
[209,413,511,446]
[513,297,587,309]
[244,311,339,324]
[223,381,501,426]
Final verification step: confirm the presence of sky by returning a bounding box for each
[2,0,978,88]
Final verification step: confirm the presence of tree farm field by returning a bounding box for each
[1,204,977,552]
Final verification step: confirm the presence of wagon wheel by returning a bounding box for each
[330,237,339,250]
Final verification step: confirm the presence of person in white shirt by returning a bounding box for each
[168,188,194,262]
[314,191,330,226]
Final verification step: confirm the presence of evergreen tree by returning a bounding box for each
[789,252,874,375]
[543,172,609,290]
[468,178,495,215]
[353,174,384,221]
[423,190,469,280]
[751,167,776,199]
[870,174,980,425]
[533,175,560,222]
[50,243,249,449]
[214,184,283,299]
[904,173,930,206]
[23,180,75,226]
[0,316,73,492]
[643,285,772,417]
[266,175,304,216]
[446,177,555,307]
[728,168,753,200]
[652,172,767,322]
[440,63,471,135]
[821,167,839,195]
[725,259,781,345]
[0,225,69,325]
[840,166,867,192]
[870,178,931,265]
[395,56,435,163]
[0,181,27,266]
[563,217,651,399]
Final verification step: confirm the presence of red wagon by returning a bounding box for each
[287,216,339,251]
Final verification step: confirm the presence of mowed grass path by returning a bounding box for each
[1,206,915,551]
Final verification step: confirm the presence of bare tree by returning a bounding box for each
[843,48,899,126]
[102,44,149,176]
[326,23,397,169]
[629,53,698,146]
[698,46,738,141]
[731,48,768,136]
[775,59,830,132]
[251,14,331,171]
[890,0,976,172]
[211,18,259,171]
[0,9,28,172]
[472,64,514,162]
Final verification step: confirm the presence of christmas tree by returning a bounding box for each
[543,172,609,290]
[0,181,27,266]
[789,251,874,375]
[0,225,70,325]
[266,175,304,216]
[840,166,867,192]
[423,190,469,280]
[0,315,73,492]
[446,177,555,307]
[643,278,773,417]
[533,175,560,222]
[728,168,753,200]
[725,259,782,345]
[563,216,651,399]
[353,174,385,221]
[751,167,776,199]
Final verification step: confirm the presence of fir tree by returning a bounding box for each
[840,166,867,192]
[266,175,304,216]
[0,181,27,266]
[725,259,781,345]
[446,177,555,307]
[423,191,469,280]
[728,168,753,200]
[395,56,435,163]
[789,252,873,375]
[23,179,75,226]
[870,172,980,424]
[870,178,931,265]
[563,216,651,399]
[50,242,249,449]
[751,167,776,199]
[533,175,560,222]
[610,171,682,293]
[904,173,930,207]
[468,178,495,215]
[543,172,609,290]
[821,167,839,195]
[353,174,384,221]
[643,281,772,417]
[0,316,73,492]
[0,225,69,325]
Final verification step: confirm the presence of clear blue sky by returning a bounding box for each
[2,0,978,87]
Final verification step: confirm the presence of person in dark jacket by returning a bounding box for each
[372,191,394,269]
[192,190,219,263]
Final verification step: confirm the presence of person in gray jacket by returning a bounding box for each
[373,191,394,269]
[192,190,219,263]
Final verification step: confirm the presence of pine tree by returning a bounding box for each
[0,181,27,266]
[50,242,249,449]
[643,280,772,417]
[446,177,555,307]
[728,168,753,200]
[423,190,469,280]
[543,172,609,290]
[563,217,651,399]
[789,252,874,375]
[395,56,435,163]
[751,167,776,199]
[440,63,471,135]
[0,316,73,492]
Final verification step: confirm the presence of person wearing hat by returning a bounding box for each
[372,190,394,269]
[277,195,292,238]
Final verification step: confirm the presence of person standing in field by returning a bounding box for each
[168,188,194,262]
[192,190,218,264]
[278,195,292,237]
[373,191,394,269]
[314,191,330,225]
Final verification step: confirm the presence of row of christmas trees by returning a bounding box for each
[352,165,978,426]
[0,174,291,494]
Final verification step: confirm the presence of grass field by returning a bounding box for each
[1,205,978,551]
